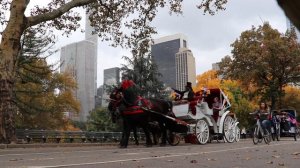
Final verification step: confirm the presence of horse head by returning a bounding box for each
[108,88,122,123]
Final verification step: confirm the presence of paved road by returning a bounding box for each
[1,138,300,168]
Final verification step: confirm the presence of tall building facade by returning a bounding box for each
[212,63,220,71]
[287,18,300,43]
[60,12,98,121]
[102,67,120,107]
[175,48,196,91]
[151,34,188,89]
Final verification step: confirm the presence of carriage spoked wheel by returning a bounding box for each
[166,130,180,146]
[195,119,210,144]
[223,115,236,143]
[235,126,240,142]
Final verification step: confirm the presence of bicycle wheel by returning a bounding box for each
[276,125,280,141]
[263,129,271,145]
[293,127,297,141]
[252,126,260,145]
[271,126,276,141]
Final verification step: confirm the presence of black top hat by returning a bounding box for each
[186,82,192,87]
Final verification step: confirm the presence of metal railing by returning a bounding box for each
[16,129,146,143]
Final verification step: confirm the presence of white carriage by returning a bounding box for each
[172,88,239,144]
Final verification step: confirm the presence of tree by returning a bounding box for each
[281,85,300,119]
[195,70,220,91]
[0,0,190,143]
[14,28,80,129]
[86,107,121,132]
[282,85,300,110]
[219,23,300,110]
[121,38,165,98]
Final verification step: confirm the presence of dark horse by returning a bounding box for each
[108,88,174,148]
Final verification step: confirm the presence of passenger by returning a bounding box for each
[212,97,222,122]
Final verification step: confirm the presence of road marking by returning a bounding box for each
[0,143,200,157]
[121,152,151,155]
[35,141,300,168]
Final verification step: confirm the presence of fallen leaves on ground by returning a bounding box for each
[278,163,285,166]
[190,160,197,163]
[207,158,217,161]
[272,155,280,158]
[266,161,273,164]
[291,152,300,155]
[245,157,251,160]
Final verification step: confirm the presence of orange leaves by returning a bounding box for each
[195,70,220,92]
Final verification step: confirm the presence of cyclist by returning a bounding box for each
[253,102,271,134]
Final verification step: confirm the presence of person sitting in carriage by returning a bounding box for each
[212,97,222,122]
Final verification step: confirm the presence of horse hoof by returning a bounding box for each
[119,145,127,149]
[160,143,167,147]
[135,142,139,146]
[145,144,152,147]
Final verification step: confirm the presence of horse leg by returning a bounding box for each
[120,117,130,148]
[133,127,139,145]
[159,121,167,146]
[142,126,152,147]
[152,130,158,145]
[138,114,152,147]
[149,121,160,145]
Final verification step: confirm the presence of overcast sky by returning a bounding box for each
[21,0,289,87]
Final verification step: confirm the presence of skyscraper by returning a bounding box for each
[287,18,300,43]
[60,12,97,121]
[102,67,120,107]
[151,34,188,89]
[175,48,196,91]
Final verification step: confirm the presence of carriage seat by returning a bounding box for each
[197,101,213,116]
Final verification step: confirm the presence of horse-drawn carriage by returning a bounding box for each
[171,88,239,145]
[108,85,239,147]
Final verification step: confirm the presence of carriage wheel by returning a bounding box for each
[166,130,180,146]
[235,126,240,142]
[195,119,210,145]
[223,115,236,143]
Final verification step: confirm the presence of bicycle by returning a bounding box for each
[270,112,280,141]
[250,112,271,145]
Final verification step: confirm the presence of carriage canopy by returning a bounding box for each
[200,88,231,111]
